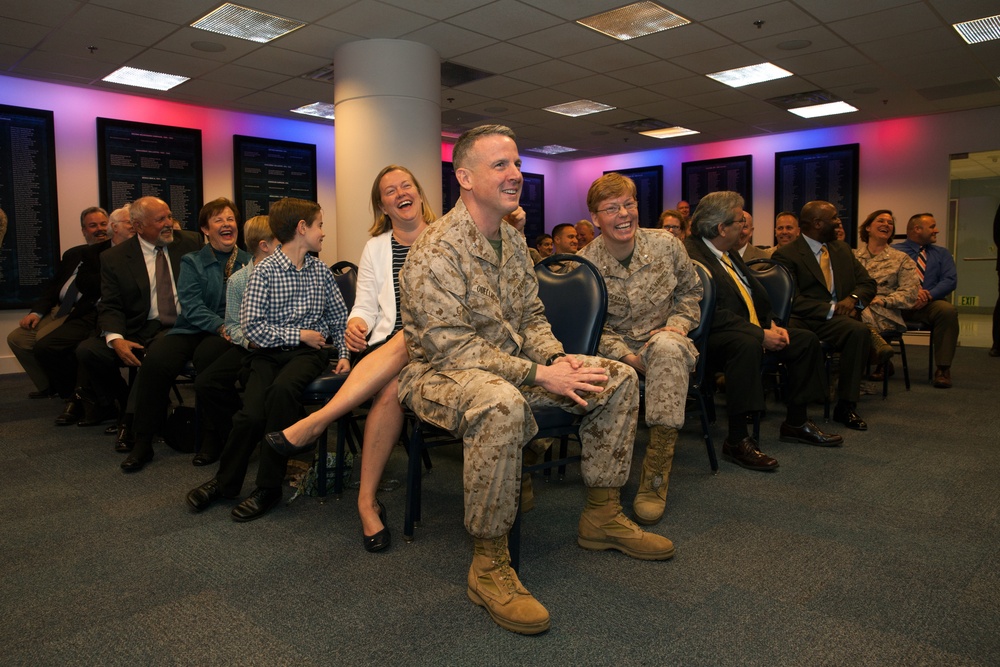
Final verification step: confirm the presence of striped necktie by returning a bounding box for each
[915,245,928,284]
[720,253,760,326]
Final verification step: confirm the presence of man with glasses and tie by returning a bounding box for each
[577,172,703,527]
[685,192,842,472]
[772,200,877,430]
[893,213,959,388]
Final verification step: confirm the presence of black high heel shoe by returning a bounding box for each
[264,431,316,457]
[363,501,391,553]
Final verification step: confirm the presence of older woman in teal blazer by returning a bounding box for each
[120,198,251,473]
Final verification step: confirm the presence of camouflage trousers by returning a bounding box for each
[404,356,639,538]
[636,330,698,430]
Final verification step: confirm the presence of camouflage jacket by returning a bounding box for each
[578,228,702,361]
[398,199,563,400]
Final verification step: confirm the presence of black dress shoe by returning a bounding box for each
[191,450,220,466]
[120,447,153,473]
[54,399,84,426]
[186,478,224,512]
[114,423,135,453]
[78,401,118,427]
[29,388,57,399]
[363,501,392,553]
[832,405,868,431]
[231,487,282,522]
[779,420,844,447]
[264,431,315,457]
[722,437,779,471]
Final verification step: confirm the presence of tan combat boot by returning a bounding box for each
[467,535,550,634]
[632,425,677,525]
[868,326,894,365]
[578,487,675,560]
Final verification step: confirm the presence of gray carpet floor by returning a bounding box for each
[1,345,998,666]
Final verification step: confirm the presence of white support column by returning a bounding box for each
[333,39,441,266]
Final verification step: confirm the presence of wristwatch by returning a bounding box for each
[850,293,865,310]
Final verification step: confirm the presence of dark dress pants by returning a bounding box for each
[193,344,249,456]
[34,313,97,398]
[75,321,168,409]
[215,347,328,497]
[709,326,825,416]
[130,332,233,450]
[787,314,870,403]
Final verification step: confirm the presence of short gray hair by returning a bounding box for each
[452,124,516,170]
[689,191,744,239]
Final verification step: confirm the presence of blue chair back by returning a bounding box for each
[535,254,607,355]
[746,258,795,326]
[688,260,715,384]
[330,261,358,312]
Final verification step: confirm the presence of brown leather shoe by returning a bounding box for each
[779,420,844,447]
[722,437,779,471]
[933,367,952,388]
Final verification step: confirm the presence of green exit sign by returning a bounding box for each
[959,295,979,306]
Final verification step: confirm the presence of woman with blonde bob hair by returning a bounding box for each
[266,165,435,553]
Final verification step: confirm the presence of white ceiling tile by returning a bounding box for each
[449,41,549,75]
[452,74,538,98]
[610,60,694,86]
[0,0,82,26]
[509,23,614,58]
[703,1,820,40]
[551,74,635,98]
[446,0,564,41]
[270,24,358,60]
[381,0,495,20]
[317,0,436,39]
[234,46,332,77]
[791,0,917,23]
[201,64,290,89]
[153,27,262,63]
[401,22,497,59]
[505,59,594,86]
[826,3,941,43]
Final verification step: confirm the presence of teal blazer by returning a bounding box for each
[170,243,251,336]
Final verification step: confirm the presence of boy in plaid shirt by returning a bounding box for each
[186,198,350,521]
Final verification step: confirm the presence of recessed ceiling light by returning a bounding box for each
[789,101,858,118]
[543,100,615,117]
[953,14,1000,44]
[526,145,577,155]
[577,1,690,41]
[639,126,699,139]
[291,102,335,120]
[102,66,189,91]
[192,3,305,43]
[707,62,793,88]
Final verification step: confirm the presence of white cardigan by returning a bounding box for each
[348,230,398,346]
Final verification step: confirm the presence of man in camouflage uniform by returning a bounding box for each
[577,173,703,526]
[398,125,674,636]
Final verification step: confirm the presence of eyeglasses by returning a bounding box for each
[597,201,638,216]
[663,224,681,231]
[729,214,746,226]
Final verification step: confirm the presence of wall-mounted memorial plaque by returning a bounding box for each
[605,165,663,228]
[681,155,753,213]
[775,144,860,247]
[442,162,544,244]
[97,118,203,231]
[0,104,59,310]
[234,135,317,247]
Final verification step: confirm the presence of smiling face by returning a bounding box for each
[135,198,174,247]
[775,214,800,246]
[81,211,110,245]
[537,236,553,257]
[301,209,325,254]
[869,213,895,243]
[592,193,639,254]
[553,226,578,254]
[457,134,523,222]
[808,204,842,244]
[378,169,424,229]
[912,215,938,245]
[203,206,238,252]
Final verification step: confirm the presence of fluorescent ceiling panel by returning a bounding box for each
[543,99,615,117]
[102,66,189,91]
[788,101,858,118]
[526,144,577,154]
[639,126,699,139]
[192,3,305,43]
[953,14,1000,44]
[292,102,336,119]
[707,62,793,88]
[577,1,690,41]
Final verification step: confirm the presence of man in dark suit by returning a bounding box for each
[772,201,877,430]
[75,197,201,428]
[41,205,136,424]
[7,206,109,406]
[685,192,842,471]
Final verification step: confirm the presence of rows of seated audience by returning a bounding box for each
[8,123,964,637]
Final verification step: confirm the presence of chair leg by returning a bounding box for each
[317,428,328,498]
[509,506,522,573]
[899,337,910,390]
[695,391,718,473]
[404,425,425,543]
